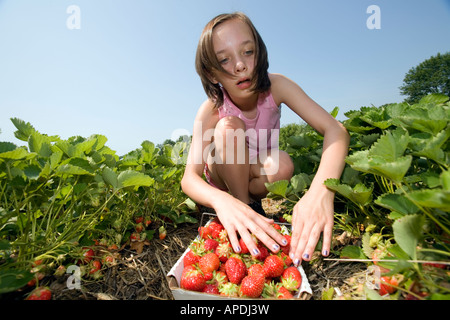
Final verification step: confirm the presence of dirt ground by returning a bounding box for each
[6,199,369,301]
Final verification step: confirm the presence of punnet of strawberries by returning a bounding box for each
[179,217,305,299]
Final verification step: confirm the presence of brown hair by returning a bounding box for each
[195,12,271,108]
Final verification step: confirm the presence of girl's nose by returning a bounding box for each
[235,60,247,73]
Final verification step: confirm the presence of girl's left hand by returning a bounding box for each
[288,187,335,266]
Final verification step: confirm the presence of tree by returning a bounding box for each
[399,52,450,103]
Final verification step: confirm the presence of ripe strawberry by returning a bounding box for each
[272,223,281,231]
[263,255,285,278]
[78,247,94,265]
[256,244,269,261]
[198,226,211,239]
[280,252,293,267]
[281,234,291,255]
[248,263,265,278]
[204,238,219,252]
[183,250,200,267]
[202,283,220,295]
[208,221,224,239]
[281,266,302,291]
[379,276,398,296]
[238,238,249,254]
[26,286,52,300]
[180,267,206,292]
[135,222,144,233]
[199,252,220,274]
[225,256,247,284]
[277,285,293,299]
[134,216,144,224]
[239,274,265,298]
[215,241,232,263]
[219,282,239,297]
[211,270,228,287]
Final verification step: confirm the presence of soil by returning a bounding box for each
[4,199,368,301]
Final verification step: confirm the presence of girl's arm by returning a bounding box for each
[270,73,350,264]
[181,99,287,256]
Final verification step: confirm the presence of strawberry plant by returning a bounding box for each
[266,93,450,299]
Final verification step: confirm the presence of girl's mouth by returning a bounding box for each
[236,78,252,90]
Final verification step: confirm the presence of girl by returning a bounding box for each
[181,12,349,266]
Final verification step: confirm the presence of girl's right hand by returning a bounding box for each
[212,193,288,257]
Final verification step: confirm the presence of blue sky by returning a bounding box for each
[0,0,449,156]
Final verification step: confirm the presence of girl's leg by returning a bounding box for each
[249,149,294,200]
[207,116,252,204]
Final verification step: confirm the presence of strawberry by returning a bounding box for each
[78,247,94,265]
[183,250,200,267]
[25,286,52,300]
[219,282,239,297]
[248,263,265,278]
[135,222,144,233]
[199,252,220,274]
[180,267,206,292]
[277,285,293,299]
[134,216,144,224]
[379,276,398,296]
[279,252,292,267]
[263,255,285,278]
[281,234,291,255]
[225,256,247,284]
[211,270,228,287]
[239,274,265,298]
[202,283,220,295]
[208,221,224,239]
[198,226,211,239]
[204,238,219,252]
[256,244,269,261]
[215,241,232,263]
[281,266,302,291]
[159,226,167,240]
[238,238,249,254]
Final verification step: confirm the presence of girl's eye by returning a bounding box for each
[219,58,228,65]
[244,50,254,55]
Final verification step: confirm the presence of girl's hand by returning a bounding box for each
[289,187,334,266]
[212,193,288,257]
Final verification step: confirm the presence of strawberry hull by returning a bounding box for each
[166,215,313,300]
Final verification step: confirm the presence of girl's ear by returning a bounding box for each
[206,71,219,84]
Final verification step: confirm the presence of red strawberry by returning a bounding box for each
[159,226,167,240]
[202,283,220,295]
[239,274,265,298]
[239,275,265,298]
[199,252,220,274]
[180,267,206,292]
[212,270,228,286]
[208,222,224,239]
[263,255,284,278]
[379,276,398,296]
[135,222,144,233]
[25,286,52,300]
[281,234,291,255]
[204,238,219,252]
[198,226,211,239]
[238,238,249,254]
[225,256,247,284]
[272,223,281,231]
[277,285,293,299]
[183,249,200,267]
[256,244,269,261]
[280,252,293,267]
[281,266,302,291]
[78,247,94,265]
[248,263,265,278]
[219,282,239,297]
[215,241,232,263]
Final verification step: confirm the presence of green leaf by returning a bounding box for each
[375,193,419,216]
[265,180,289,198]
[102,167,118,190]
[0,269,34,294]
[0,147,29,160]
[418,93,449,105]
[10,118,36,142]
[324,179,373,207]
[340,245,366,259]
[117,170,154,188]
[407,189,450,211]
[393,214,425,259]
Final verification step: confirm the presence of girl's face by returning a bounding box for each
[211,18,257,103]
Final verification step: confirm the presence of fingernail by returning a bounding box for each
[303,253,309,260]
[272,244,280,251]
[290,253,294,260]
[322,250,328,256]
[253,248,260,255]
[294,259,300,266]
[235,246,241,253]
[282,239,288,245]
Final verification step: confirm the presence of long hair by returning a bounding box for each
[195,12,271,108]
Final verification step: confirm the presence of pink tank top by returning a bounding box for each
[218,87,281,161]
